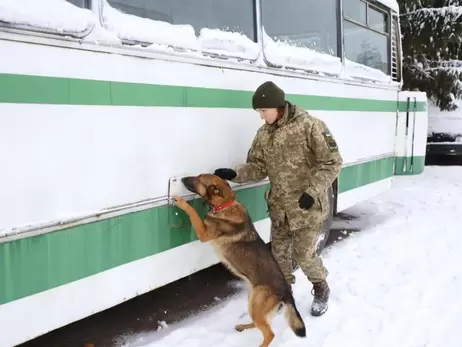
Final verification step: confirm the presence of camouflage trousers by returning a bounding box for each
[271,214,328,285]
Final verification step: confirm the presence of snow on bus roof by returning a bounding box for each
[377,0,399,13]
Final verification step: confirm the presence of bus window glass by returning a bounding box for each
[261,0,338,57]
[104,0,257,59]
[66,0,87,8]
[343,0,367,24]
[260,0,340,74]
[343,20,389,74]
[367,5,389,33]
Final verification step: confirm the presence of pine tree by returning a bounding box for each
[399,0,462,111]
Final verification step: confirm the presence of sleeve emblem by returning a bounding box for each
[322,131,338,152]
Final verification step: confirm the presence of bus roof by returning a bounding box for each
[377,0,398,13]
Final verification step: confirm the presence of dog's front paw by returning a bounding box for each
[173,195,190,211]
[235,323,255,332]
[235,324,245,332]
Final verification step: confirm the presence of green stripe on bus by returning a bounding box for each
[0,155,423,305]
[0,184,269,307]
[394,156,425,175]
[0,73,426,112]
[338,156,394,192]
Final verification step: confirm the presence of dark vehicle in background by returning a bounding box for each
[426,132,462,165]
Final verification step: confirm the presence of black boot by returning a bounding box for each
[310,280,330,316]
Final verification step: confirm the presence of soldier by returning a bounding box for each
[213,81,343,316]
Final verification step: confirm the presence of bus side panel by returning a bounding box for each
[1,38,402,346]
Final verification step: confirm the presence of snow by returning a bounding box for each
[262,30,342,76]
[0,0,394,84]
[408,5,462,19]
[0,0,95,35]
[119,167,462,347]
[343,59,392,83]
[261,31,391,82]
[376,0,399,13]
[197,28,260,59]
[101,1,260,60]
[81,22,122,46]
[101,1,198,50]
[428,101,462,137]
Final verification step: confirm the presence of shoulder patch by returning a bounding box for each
[322,131,338,152]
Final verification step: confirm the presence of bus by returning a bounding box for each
[0,0,427,345]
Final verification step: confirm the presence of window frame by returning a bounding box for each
[0,0,94,38]
[337,0,345,61]
[342,0,392,75]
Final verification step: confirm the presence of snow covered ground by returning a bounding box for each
[118,166,462,347]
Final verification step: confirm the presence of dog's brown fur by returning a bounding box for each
[173,174,306,347]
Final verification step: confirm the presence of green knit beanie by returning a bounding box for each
[252,81,286,109]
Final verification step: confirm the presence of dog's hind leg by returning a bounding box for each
[248,286,280,347]
[235,286,257,332]
[235,289,256,332]
[255,320,275,347]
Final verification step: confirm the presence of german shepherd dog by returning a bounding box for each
[173,174,306,347]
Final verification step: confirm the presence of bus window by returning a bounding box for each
[261,0,339,57]
[343,2,390,75]
[343,0,367,25]
[0,0,93,37]
[66,0,88,8]
[104,0,257,51]
[260,0,340,74]
[367,5,389,34]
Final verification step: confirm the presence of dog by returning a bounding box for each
[173,173,306,347]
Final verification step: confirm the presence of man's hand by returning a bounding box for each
[298,192,314,210]
[214,168,237,180]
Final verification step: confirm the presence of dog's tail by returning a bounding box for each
[282,294,306,338]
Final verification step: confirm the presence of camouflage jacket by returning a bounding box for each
[232,102,343,231]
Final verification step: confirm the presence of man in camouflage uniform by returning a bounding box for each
[213,81,343,316]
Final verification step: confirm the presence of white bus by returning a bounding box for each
[0,0,427,345]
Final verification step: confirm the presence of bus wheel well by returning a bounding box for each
[332,178,339,216]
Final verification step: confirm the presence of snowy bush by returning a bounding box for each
[399,0,462,111]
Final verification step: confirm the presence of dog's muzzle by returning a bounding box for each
[181,176,198,193]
